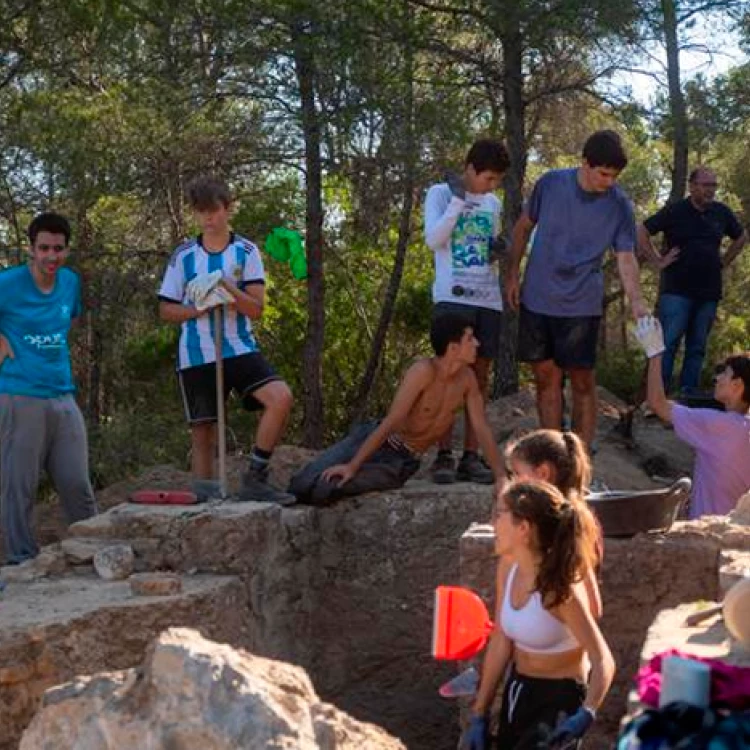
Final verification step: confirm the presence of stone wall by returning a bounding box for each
[458,520,744,748]
[0,575,250,750]
[7,485,745,750]
[2,480,494,750]
[20,628,407,750]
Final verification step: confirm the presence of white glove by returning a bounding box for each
[634,315,665,358]
[185,270,233,311]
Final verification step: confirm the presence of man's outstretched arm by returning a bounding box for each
[505,212,535,311]
[646,354,674,423]
[634,316,674,423]
[322,361,433,485]
[616,251,648,319]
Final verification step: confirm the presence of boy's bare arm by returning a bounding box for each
[465,372,505,482]
[159,300,202,323]
[221,278,264,319]
[647,354,674,422]
[322,362,433,483]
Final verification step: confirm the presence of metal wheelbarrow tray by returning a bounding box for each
[586,477,692,538]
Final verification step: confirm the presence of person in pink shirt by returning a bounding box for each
[635,316,750,518]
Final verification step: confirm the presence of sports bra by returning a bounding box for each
[499,564,580,654]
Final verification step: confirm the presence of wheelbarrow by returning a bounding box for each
[586,477,691,538]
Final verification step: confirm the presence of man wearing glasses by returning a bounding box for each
[638,167,747,395]
[0,213,97,565]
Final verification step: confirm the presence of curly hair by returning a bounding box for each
[502,480,599,609]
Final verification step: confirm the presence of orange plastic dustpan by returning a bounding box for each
[432,586,494,660]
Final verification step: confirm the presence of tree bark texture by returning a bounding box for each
[662,0,688,203]
[493,19,526,398]
[349,14,416,422]
[294,24,326,448]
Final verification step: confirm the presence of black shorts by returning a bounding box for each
[517,305,600,370]
[178,352,280,424]
[432,301,502,359]
[495,667,586,749]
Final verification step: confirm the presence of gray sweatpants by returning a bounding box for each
[0,394,98,564]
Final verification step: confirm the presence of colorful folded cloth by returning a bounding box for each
[637,648,750,711]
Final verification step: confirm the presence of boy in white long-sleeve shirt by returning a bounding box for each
[424,139,509,484]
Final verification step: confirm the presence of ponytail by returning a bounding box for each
[503,480,599,609]
[561,431,591,501]
[509,429,592,500]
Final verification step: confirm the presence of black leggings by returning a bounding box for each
[495,667,586,749]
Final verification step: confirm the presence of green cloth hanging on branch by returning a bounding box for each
[264,228,307,280]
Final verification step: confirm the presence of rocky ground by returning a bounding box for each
[0,387,695,565]
[20,627,405,750]
[0,387,712,750]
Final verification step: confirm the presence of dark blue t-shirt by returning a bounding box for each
[0,265,82,398]
[521,168,636,317]
[644,198,743,301]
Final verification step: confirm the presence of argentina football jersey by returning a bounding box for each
[158,234,264,370]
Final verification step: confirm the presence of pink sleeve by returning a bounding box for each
[672,405,721,449]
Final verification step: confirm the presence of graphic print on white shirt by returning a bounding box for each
[159,234,264,370]
[425,184,503,311]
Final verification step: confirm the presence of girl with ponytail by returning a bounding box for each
[507,429,603,619]
[463,481,615,750]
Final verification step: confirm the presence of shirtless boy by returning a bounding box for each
[288,312,504,505]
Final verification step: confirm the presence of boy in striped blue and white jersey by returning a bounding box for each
[158,176,294,504]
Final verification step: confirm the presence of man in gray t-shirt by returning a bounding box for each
[506,131,648,448]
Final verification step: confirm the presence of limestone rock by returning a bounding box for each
[0,546,66,582]
[129,572,182,596]
[0,575,250,750]
[730,492,750,525]
[20,627,405,750]
[62,538,119,565]
[93,545,134,581]
[719,550,750,594]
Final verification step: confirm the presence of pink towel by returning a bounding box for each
[637,648,750,711]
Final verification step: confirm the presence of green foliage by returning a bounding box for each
[0,0,747,484]
[596,348,646,404]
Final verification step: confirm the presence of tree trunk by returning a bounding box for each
[349,13,416,422]
[662,0,687,203]
[493,19,526,398]
[75,209,103,425]
[294,24,326,447]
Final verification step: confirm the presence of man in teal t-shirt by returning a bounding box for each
[0,212,97,565]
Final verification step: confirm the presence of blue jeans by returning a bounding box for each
[658,293,718,393]
[288,422,420,505]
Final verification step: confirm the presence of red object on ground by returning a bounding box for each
[433,586,494,660]
[130,490,199,505]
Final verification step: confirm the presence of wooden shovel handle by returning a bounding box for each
[684,604,723,627]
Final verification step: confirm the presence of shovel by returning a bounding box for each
[432,586,494,661]
[214,305,227,499]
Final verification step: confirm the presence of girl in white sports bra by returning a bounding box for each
[505,429,604,619]
[463,480,614,750]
